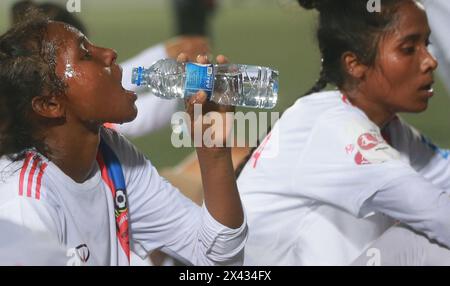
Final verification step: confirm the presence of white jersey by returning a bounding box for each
[423,0,450,93]
[113,43,179,138]
[0,219,67,266]
[238,90,450,266]
[0,128,247,266]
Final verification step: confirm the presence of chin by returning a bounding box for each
[110,107,138,125]
[408,103,428,113]
[122,109,138,123]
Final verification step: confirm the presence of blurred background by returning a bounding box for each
[1,0,450,168]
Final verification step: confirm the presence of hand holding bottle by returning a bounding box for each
[180,53,234,151]
[132,58,279,109]
[180,52,244,229]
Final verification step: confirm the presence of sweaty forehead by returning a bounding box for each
[45,21,83,55]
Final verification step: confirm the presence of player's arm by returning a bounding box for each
[295,111,450,248]
[387,117,450,192]
[112,131,247,266]
[362,172,450,249]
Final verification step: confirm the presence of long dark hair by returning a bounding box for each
[0,14,67,161]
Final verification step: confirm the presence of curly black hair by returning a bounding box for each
[0,11,67,161]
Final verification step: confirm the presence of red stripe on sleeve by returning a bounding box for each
[35,162,48,200]
[27,156,41,197]
[18,153,33,196]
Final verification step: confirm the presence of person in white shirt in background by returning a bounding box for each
[113,0,217,137]
[351,0,450,266]
[237,0,450,266]
[0,11,246,266]
[422,0,450,93]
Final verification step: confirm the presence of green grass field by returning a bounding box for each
[1,0,450,168]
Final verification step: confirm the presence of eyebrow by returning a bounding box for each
[399,31,431,43]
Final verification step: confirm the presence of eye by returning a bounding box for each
[401,46,415,54]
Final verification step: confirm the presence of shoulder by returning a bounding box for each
[312,103,380,147]
[0,152,52,203]
[0,152,57,210]
[0,155,60,235]
[286,90,342,113]
[281,90,361,125]
[274,90,347,135]
[311,96,375,138]
[301,100,402,165]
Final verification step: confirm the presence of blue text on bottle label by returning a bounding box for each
[184,63,215,99]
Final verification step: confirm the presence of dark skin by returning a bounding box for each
[342,0,438,128]
[30,22,243,229]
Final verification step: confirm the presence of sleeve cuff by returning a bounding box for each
[199,204,248,265]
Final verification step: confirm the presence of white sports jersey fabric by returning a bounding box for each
[238,91,450,265]
[115,43,179,138]
[423,0,450,93]
[0,128,247,266]
[0,219,66,266]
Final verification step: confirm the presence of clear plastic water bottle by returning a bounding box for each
[131,58,278,109]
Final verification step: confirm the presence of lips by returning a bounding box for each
[419,79,434,91]
[114,64,137,101]
[419,83,433,91]
[418,80,434,98]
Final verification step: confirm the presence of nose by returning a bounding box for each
[421,48,438,73]
[102,48,118,66]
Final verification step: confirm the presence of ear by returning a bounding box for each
[31,95,65,119]
[342,52,368,79]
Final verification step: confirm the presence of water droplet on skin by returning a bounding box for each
[64,64,75,78]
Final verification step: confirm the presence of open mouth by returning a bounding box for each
[419,84,433,91]
[115,65,137,100]
[418,81,434,95]
[419,81,434,97]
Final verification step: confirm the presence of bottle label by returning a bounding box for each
[184,63,215,99]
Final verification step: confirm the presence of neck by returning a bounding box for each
[39,122,101,183]
[344,89,395,128]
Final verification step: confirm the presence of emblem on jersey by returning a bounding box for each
[357,133,379,150]
[76,244,90,263]
[115,189,127,213]
[66,244,90,266]
[353,131,399,165]
[354,151,371,165]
